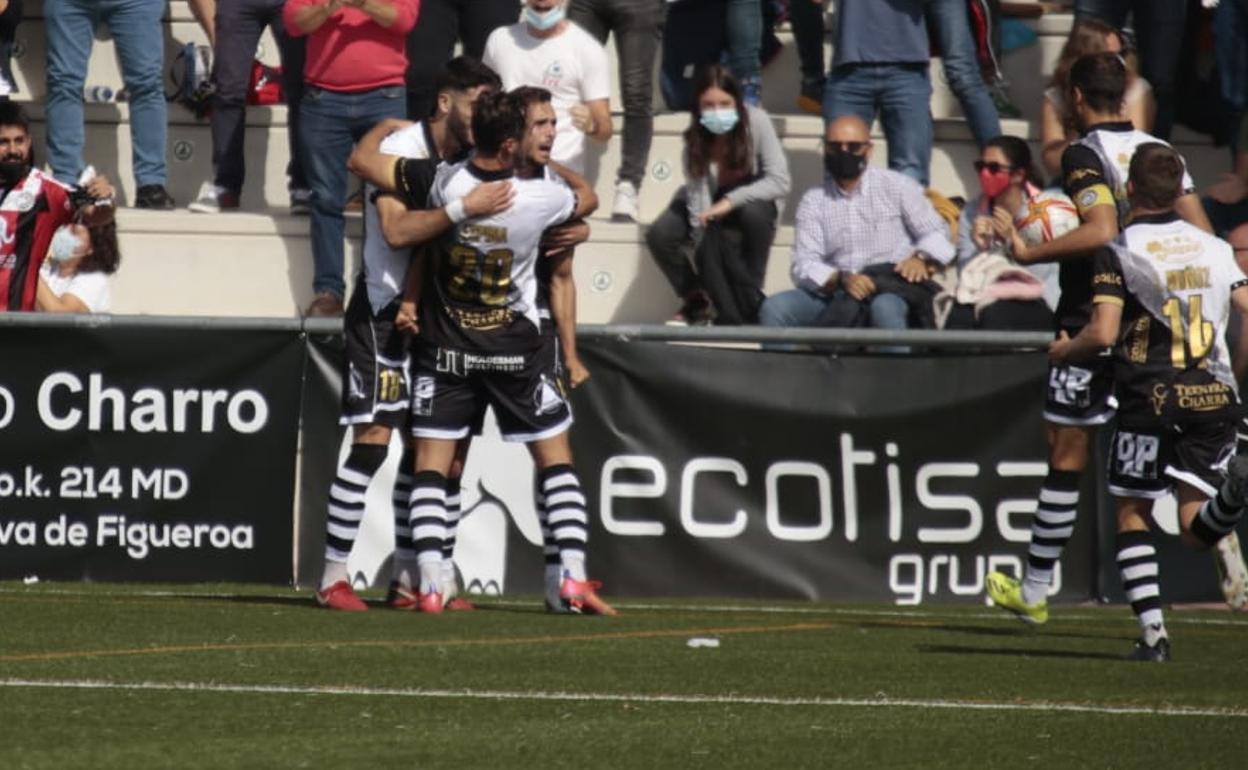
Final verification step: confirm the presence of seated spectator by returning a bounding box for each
[283,0,419,318]
[1040,18,1155,181]
[36,222,119,313]
[484,0,612,175]
[943,136,1056,330]
[188,0,309,214]
[758,114,954,331]
[0,1,22,99]
[0,102,115,312]
[645,65,789,325]
[44,0,173,208]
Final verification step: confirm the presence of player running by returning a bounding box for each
[1049,143,1248,661]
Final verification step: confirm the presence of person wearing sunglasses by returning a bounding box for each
[758,114,953,334]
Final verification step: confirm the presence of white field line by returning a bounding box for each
[2,678,1245,719]
[3,586,1248,627]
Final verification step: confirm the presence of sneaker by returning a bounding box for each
[985,570,1048,625]
[1127,636,1172,663]
[559,575,618,616]
[444,596,476,611]
[1214,531,1248,610]
[290,188,312,216]
[798,78,824,116]
[611,180,638,223]
[304,291,344,318]
[316,580,368,612]
[417,590,444,614]
[385,581,418,610]
[187,182,239,214]
[135,183,175,210]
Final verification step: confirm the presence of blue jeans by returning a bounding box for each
[823,63,933,186]
[45,0,167,186]
[927,0,1001,147]
[725,0,761,84]
[300,85,406,299]
[759,287,909,329]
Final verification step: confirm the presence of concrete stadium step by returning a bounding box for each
[110,208,796,320]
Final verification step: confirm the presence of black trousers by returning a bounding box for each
[404,0,519,120]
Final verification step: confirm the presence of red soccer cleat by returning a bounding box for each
[315,580,368,612]
[559,576,618,616]
[385,582,419,611]
[417,591,444,614]
[444,596,476,611]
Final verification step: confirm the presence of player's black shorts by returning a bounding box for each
[1108,419,1237,499]
[340,294,411,429]
[409,335,571,442]
[1043,353,1117,426]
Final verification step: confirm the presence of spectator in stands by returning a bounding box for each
[403,0,517,120]
[758,114,954,331]
[646,65,789,325]
[1075,1,1182,140]
[567,0,666,221]
[187,0,310,214]
[659,0,764,111]
[284,0,419,318]
[35,222,120,313]
[484,0,612,175]
[44,0,173,209]
[0,103,116,312]
[0,1,22,100]
[944,135,1056,330]
[822,0,934,186]
[1040,17,1155,180]
[927,0,1001,148]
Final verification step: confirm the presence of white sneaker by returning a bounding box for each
[1215,530,1248,610]
[611,180,638,223]
[187,182,237,213]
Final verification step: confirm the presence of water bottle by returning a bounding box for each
[84,86,113,102]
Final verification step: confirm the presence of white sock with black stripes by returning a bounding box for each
[539,464,588,583]
[441,477,462,599]
[408,471,448,595]
[534,478,562,606]
[1117,529,1166,645]
[390,447,417,590]
[1192,486,1246,547]
[320,443,387,591]
[1022,469,1081,606]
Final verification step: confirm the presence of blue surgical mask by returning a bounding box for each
[699,107,739,135]
[524,4,565,30]
[48,226,83,263]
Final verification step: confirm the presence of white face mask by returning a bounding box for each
[524,3,565,30]
[48,226,84,263]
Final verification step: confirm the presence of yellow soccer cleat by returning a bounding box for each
[986,571,1048,625]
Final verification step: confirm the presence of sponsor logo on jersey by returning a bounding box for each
[1173,382,1233,412]
[1145,236,1202,264]
[1150,383,1167,416]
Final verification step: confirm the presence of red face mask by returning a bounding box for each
[978,168,1012,199]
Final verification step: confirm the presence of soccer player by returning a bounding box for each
[1049,143,1248,661]
[402,90,613,614]
[314,58,509,612]
[985,51,1243,621]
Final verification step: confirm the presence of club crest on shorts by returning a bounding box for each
[413,375,435,416]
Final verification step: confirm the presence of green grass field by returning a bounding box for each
[2,583,1247,769]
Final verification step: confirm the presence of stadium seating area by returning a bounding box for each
[8,0,1232,318]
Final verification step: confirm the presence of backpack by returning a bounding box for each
[168,42,215,119]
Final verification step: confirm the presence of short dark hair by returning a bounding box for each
[983,135,1041,186]
[1129,142,1184,210]
[471,90,526,155]
[434,56,502,101]
[0,101,30,133]
[1070,51,1127,115]
[511,85,553,119]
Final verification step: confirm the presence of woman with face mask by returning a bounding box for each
[644,64,790,325]
[35,221,119,314]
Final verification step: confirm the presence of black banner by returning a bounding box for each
[0,325,303,582]
[559,339,1098,604]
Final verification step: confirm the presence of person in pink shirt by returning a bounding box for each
[284,0,420,317]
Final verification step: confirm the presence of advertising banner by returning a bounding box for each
[0,325,303,583]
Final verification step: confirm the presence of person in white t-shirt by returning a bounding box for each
[35,221,117,314]
[483,0,612,175]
